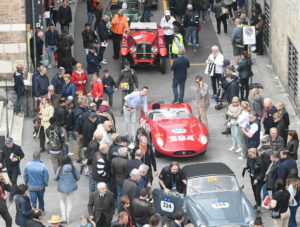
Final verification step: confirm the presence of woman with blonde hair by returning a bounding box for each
[39,97,54,152]
[72,63,88,95]
[227,96,242,153]
[285,169,299,227]
[273,111,288,147]
[276,102,290,142]
[249,88,264,118]
[245,148,266,213]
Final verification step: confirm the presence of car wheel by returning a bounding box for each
[160,57,167,74]
[201,149,206,155]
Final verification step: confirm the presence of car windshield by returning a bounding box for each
[187,176,239,194]
[111,2,139,11]
[147,108,191,121]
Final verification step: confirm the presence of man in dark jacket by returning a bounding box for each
[183,4,199,52]
[51,67,65,94]
[45,24,59,68]
[0,172,12,227]
[276,150,297,183]
[86,45,100,89]
[43,85,60,109]
[262,98,277,135]
[122,168,140,202]
[0,137,24,201]
[85,131,103,168]
[57,0,72,33]
[225,74,239,104]
[169,211,185,227]
[82,112,98,148]
[30,31,44,68]
[98,16,109,64]
[13,64,25,116]
[170,0,188,23]
[82,23,97,53]
[132,189,155,226]
[91,144,110,193]
[88,182,115,227]
[34,68,50,99]
[26,208,45,227]
[111,147,128,209]
[54,98,67,127]
[126,149,143,177]
[108,135,128,162]
[170,49,190,104]
[269,127,284,151]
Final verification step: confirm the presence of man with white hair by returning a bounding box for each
[111,147,128,209]
[30,31,44,67]
[262,98,277,135]
[138,164,151,191]
[160,10,176,57]
[88,182,115,227]
[94,120,113,145]
[43,85,60,108]
[122,169,140,202]
[205,45,224,97]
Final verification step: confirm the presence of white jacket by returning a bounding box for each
[206,52,224,74]
[160,16,176,36]
[94,124,111,145]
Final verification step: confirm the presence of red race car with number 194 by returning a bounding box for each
[139,102,208,157]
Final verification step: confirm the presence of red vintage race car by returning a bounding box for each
[120,22,167,73]
[139,102,208,157]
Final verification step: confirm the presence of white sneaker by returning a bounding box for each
[17,113,24,117]
[228,146,235,151]
[188,42,192,46]
[101,60,108,64]
[48,64,52,69]
[236,147,243,153]
[67,152,74,156]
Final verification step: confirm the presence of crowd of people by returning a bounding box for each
[3,0,299,227]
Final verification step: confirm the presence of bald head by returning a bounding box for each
[99,143,109,154]
[94,131,103,142]
[103,121,112,132]
[16,64,24,73]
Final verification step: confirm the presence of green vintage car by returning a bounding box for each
[105,0,144,35]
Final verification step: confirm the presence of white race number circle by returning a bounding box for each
[160,197,174,213]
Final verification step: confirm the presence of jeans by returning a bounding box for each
[144,10,151,22]
[7,166,19,197]
[240,78,249,100]
[45,12,54,27]
[226,4,233,18]
[47,45,57,65]
[29,189,45,211]
[172,78,186,103]
[59,191,73,221]
[89,169,97,194]
[184,26,197,49]
[289,205,299,227]
[210,73,222,95]
[209,0,214,11]
[87,12,94,31]
[231,124,242,148]
[98,46,106,62]
[104,92,113,107]
[51,152,64,174]
[123,106,136,137]
[0,210,12,227]
[116,185,122,210]
[262,183,268,199]
[16,95,22,114]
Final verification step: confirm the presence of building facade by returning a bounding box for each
[247,0,300,111]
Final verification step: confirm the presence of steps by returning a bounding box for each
[0,101,24,146]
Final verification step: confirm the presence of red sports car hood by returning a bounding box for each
[152,118,207,151]
[130,31,157,45]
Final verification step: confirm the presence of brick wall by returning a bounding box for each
[0,0,27,79]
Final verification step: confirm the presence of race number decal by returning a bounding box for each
[160,197,174,213]
[169,135,195,142]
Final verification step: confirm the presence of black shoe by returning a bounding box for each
[9,195,13,203]
[40,148,45,153]
[221,129,231,135]
[178,101,183,104]
[76,159,81,164]
[252,50,258,53]
[171,100,178,104]
[256,52,263,55]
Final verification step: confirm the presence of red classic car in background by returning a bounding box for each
[120,22,167,74]
[139,102,208,157]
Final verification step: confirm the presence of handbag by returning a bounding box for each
[221,7,229,15]
[204,63,215,76]
[271,210,281,219]
[106,87,114,94]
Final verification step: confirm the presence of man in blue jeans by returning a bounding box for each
[184,4,199,52]
[45,23,59,69]
[23,151,49,211]
[170,49,190,103]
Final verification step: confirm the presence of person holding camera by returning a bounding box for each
[194,76,209,129]
[0,172,12,227]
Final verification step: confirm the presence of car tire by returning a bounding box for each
[160,57,167,74]
[201,149,206,155]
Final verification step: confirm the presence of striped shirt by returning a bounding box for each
[97,158,106,176]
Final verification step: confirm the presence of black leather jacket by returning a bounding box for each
[132,198,155,225]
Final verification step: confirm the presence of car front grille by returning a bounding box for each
[173,150,195,156]
[136,42,151,59]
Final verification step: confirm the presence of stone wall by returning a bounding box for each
[0,0,28,79]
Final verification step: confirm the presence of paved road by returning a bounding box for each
[1,0,279,226]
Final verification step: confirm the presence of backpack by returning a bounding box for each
[47,127,62,151]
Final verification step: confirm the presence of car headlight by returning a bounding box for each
[249,221,254,227]
[200,135,208,144]
[151,46,158,53]
[156,137,164,147]
[130,46,137,53]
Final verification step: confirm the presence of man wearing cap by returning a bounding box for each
[86,44,100,90]
[48,215,65,227]
[111,9,129,60]
[171,49,190,104]
[195,76,209,128]
[160,10,176,57]
[82,23,97,55]
[51,67,66,94]
[0,137,25,201]
[116,61,139,114]
[123,87,148,137]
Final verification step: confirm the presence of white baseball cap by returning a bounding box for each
[165,10,171,16]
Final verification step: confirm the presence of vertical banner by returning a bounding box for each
[26,0,43,29]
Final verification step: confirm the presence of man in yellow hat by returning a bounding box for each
[48,215,65,227]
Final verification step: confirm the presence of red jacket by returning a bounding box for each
[91,80,103,99]
[71,70,88,94]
